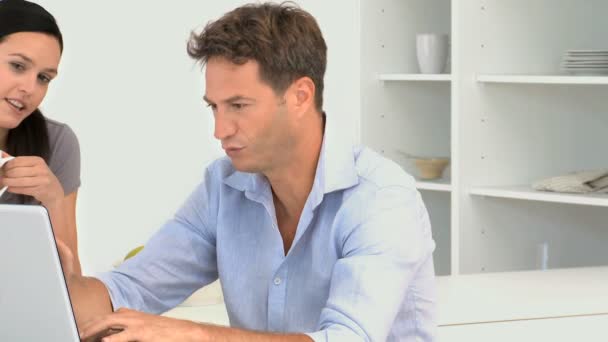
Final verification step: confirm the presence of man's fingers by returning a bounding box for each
[93,327,132,342]
[80,314,130,340]
[80,317,115,340]
[80,326,126,342]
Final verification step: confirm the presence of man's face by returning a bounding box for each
[204,57,293,173]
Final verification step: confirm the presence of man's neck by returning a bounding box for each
[266,114,324,221]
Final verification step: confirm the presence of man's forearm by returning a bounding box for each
[67,275,114,327]
[194,323,314,342]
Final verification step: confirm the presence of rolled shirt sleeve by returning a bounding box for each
[306,186,436,341]
[96,167,220,313]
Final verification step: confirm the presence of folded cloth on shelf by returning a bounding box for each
[532,169,608,194]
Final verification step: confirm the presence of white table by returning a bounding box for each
[437,266,608,341]
[163,303,229,326]
[438,314,608,341]
[438,266,608,325]
[163,267,608,340]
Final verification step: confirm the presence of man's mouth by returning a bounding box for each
[224,146,245,157]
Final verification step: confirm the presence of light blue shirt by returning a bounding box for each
[98,124,437,341]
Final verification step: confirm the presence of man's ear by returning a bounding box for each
[289,76,316,118]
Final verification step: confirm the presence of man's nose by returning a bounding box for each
[213,111,237,140]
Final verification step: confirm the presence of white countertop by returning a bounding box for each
[438,314,608,341]
[164,266,608,334]
[438,266,608,326]
[163,304,229,325]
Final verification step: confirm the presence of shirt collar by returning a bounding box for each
[222,114,359,201]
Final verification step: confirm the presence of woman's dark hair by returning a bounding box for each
[0,0,63,203]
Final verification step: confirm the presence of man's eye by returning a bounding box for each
[231,103,247,110]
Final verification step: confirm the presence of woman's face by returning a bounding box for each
[0,32,61,129]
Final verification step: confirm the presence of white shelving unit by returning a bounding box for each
[477,74,608,85]
[379,73,452,82]
[360,0,453,275]
[416,179,452,192]
[360,0,608,276]
[470,186,608,208]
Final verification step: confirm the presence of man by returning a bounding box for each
[61,3,437,341]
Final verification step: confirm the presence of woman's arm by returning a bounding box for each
[47,190,81,275]
[1,155,82,274]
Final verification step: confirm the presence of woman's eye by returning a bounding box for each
[38,74,52,84]
[9,62,25,72]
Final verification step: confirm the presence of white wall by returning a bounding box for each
[35,1,361,273]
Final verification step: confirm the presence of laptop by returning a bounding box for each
[0,204,80,341]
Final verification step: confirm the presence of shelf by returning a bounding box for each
[362,1,608,275]
[416,179,452,192]
[379,73,452,82]
[469,185,608,207]
[477,74,608,85]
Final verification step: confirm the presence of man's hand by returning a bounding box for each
[0,156,64,208]
[79,308,204,342]
[79,308,314,342]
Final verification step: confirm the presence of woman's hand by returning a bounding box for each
[0,154,64,208]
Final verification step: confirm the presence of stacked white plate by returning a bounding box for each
[562,50,608,75]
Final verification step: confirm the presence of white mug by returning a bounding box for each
[416,33,449,74]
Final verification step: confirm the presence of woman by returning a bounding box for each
[0,0,81,273]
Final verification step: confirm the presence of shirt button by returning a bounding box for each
[273,277,282,285]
